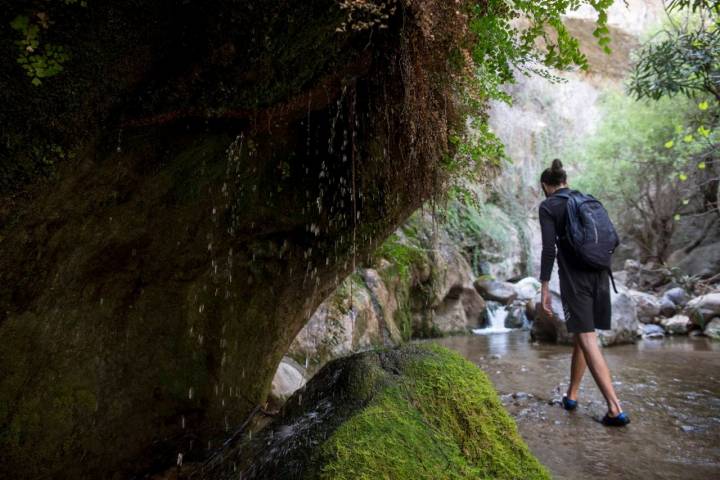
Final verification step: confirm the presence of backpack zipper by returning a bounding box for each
[589,212,599,243]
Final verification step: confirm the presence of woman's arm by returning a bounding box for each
[539,204,556,316]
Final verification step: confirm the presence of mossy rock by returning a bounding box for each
[200,343,550,479]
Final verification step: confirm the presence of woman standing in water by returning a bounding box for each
[538,159,630,426]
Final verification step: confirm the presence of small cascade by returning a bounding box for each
[472,303,512,335]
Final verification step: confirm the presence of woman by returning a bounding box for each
[538,159,630,426]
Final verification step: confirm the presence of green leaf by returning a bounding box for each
[678,172,688,181]
[664,140,674,149]
[698,162,706,170]
[31,77,41,86]
[698,101,709,110]
[683,134,694,142]
[674,214,681,221]
[682,199,689,205]
[10,15,29,31]
[697,125,711,137]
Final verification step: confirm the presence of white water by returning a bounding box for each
[472,304,512,335]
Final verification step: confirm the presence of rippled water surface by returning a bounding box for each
[429,332,720,480]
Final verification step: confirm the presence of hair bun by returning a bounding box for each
[551,159,564,172]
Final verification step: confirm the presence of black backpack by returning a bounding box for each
[555,190,620,292]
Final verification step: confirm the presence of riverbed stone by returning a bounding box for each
[598,288,640,346]
[663,287,688,307]
[474,278,518,304]
[203,343,551,479]
[514,277,541,301]
[628,290,661,323]
[703,318,720,340]
[686,293,720,326]
[642,324,665,339]
[505,304,528,329]
[658,296,678,318]
[661,314,692,335]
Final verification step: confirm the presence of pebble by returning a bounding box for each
[681,425,695,433]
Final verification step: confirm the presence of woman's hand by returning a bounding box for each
[540,282,553,318]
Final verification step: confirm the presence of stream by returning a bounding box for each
[427,330,720,479]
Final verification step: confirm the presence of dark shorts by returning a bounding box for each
[558,266,611,333]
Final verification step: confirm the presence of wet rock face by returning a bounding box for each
[0,2,463,477]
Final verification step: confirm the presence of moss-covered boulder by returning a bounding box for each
[200,343,550,480]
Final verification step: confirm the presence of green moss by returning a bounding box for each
[374,233,428,283]
[314,343,550,480]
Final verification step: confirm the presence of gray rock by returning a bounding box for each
[628,290,661,323]
[670,241,720,279]
[505,304,528,329]
[686,293,720,326]
[661,314,691,335]
[624,259,671,290]
[663,287,688,307]
[474,278,518,304]
[642,324,665,339]
[598,288,640,346]
[658,296,678,318]
[704,318,720,340]
[530,282,571,344]
[531,279,639,346]
[432,294,470,334]
[459,287,486,328]
[514,277,541,301]
[270,357,308,405]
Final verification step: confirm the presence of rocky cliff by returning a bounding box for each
[0,1,468,477]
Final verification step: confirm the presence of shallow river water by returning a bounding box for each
[428,332,720,480]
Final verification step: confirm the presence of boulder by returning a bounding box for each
[641,324,665,339]
[658,296,678,318]
[670,241,720,279]
[531,279,638,346]
[661,314,691,335]
[505,304,528,329]
[624,259,671,290]
[598,288,640,346]
[530,282,571,344]
[685,293,720,326]
[459,287,486,328]
[432,294,470,334]
[270,358,308,405]
[628,290,661,323]
[203,344,550,479]
[514,276,541,301]
[704,318,720,340]
[474,278,518,304]
[663,287,688,307]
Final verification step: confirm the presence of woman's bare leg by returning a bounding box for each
[576,331,623,416]
[566,336,587,401]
